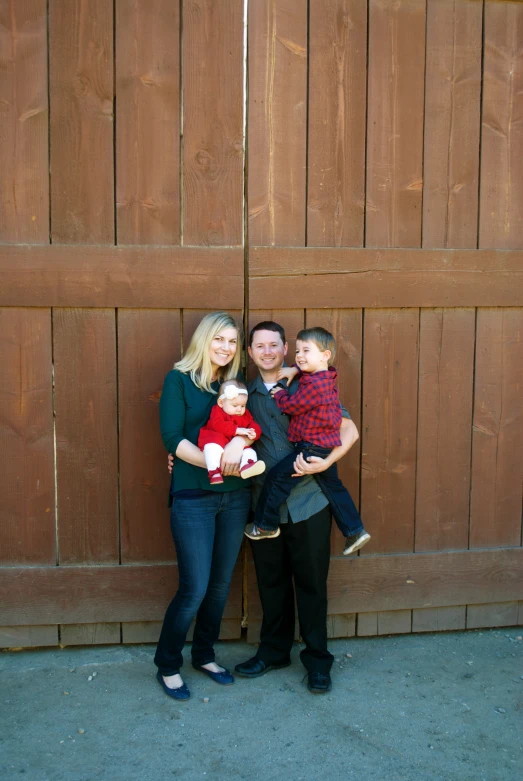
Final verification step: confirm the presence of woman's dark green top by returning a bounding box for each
[160,369,245,496]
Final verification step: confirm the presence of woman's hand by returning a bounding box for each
[167,453,174,474]
[221,436,246,476]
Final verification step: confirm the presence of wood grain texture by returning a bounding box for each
[49,0,114,243]
[183,0,243,246]
[244,547,523,623]
[466,602,519,630]
[0,245,244,308]
[0,308,55,565]
[365,0,426,247]
[60,622,120,646]
[248,0,307,245]
[0,562,245,624]
[54,309,119,564]
[307,0,367,247]
[423,0,482,249]
[326,613,356,639]
[306,309,362,554]
[360,310,419,554]
[469,308,523,549]
[118,310,180,563]
[479,1,523,249]
[0,0,49,243]
[412,606,466,633]
[0,625,58,649]
[415,309,475,552]
[121,617,240,644]
[357,612,377,636]
[377,610,411,636]
[115,0,180,245]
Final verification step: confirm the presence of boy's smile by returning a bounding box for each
[295,340,331,374]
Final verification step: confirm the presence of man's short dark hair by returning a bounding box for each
[249,321,286,346]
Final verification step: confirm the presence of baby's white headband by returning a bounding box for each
[219,385,248,401]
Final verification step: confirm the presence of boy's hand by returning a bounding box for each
[167,453,174,474]
[269,385,285,398]
[276,366,299,383]
[236,427,256,439]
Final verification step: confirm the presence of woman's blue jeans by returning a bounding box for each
[154,488,251,676]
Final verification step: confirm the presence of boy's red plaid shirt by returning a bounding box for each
[273,367,342,448]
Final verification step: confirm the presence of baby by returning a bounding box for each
[198,379,266,485]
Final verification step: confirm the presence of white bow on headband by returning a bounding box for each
[219,386,248,401]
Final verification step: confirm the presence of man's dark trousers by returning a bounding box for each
[250,505,334,674]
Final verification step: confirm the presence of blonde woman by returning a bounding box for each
[154,312,251,700]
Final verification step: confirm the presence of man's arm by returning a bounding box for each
[293,417,359,475]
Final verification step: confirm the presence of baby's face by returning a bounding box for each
[220,397,247,416]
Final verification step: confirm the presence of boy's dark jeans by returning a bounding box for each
[254,441,364,538]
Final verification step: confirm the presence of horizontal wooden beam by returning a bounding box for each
[2,548,521,625]
[0,245,243,308]
[0,562,243,625]
[250,247,523,307]
[247,547,523,619]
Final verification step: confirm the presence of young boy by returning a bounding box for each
[244,327,370,555]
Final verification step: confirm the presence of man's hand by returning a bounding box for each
[292,452,331,477]
[236,427,257,440]
[221,436,245,476]
[167,453,174,474]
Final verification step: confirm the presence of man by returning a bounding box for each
[234,321,359,694]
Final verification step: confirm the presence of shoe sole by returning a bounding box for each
[343,532,371,556]
[244,526,281,541]
[307,683,332,694]
[240,461,266,479]
[234,661,291,679]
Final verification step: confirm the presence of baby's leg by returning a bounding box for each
[240,447,265,479]
[203,443,224,484]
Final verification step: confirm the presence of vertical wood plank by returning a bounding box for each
[49,0,114,244]
[357,612,378,636]
[366,0,426,247]
[360,310,419,554]
[306,309,362,554]
[466,602,519,630]
[377,610,412,635]
[307,0,367,247]
[115,0,180,245]
[422,0,482,249]
[0,308,55,565]
[469,308,523,549]
[0,0,49,243]
[118,310,181,563]
[412,606,466,633]
[60,623,120,646]
[479,1,523,250]
[54,309,119,563]
[0,625,59,649]
[248,0,308,245]
[183,0,244,246]
[415,309,475,552]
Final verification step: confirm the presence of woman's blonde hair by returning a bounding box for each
[175,312,242,393]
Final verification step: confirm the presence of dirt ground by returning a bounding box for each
[1,628,522,781]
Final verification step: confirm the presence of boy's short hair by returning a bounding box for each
[249,321,286,346]
[297,327,337,363]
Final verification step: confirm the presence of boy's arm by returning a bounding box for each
[272,382,320,415]
[293,417,359,475]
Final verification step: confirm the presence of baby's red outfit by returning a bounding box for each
[198,405,262,450]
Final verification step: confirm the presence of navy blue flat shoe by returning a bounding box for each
[192,663,235,685]
[156,670,190,700]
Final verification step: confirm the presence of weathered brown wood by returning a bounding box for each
[366,0,426,247]
[121,618,240,645]
[115,0,180,245]
[0,0,49,243]
[377,610,412,636]
[244,547,523,625]
[466,602,519,630]
[412,606,466,633]
[415,309,475,552]
[49,0,114,244]
[469,308,523,549]
[0,562,246,625]
[326,613,356,639]
[0,308,55,565]
[0,625,59,649]
[60,623,120,646]
[54,309,119,564]
[356,613,377,636]
[118,310,181,563]
[479,1,523,250]
[0,245,244,308]
[307,0,367,247]
[360,310,419,554]
[183,0,243,246]
[306,309,362,554]
[248,0,307,245]
[422,0,482,249]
